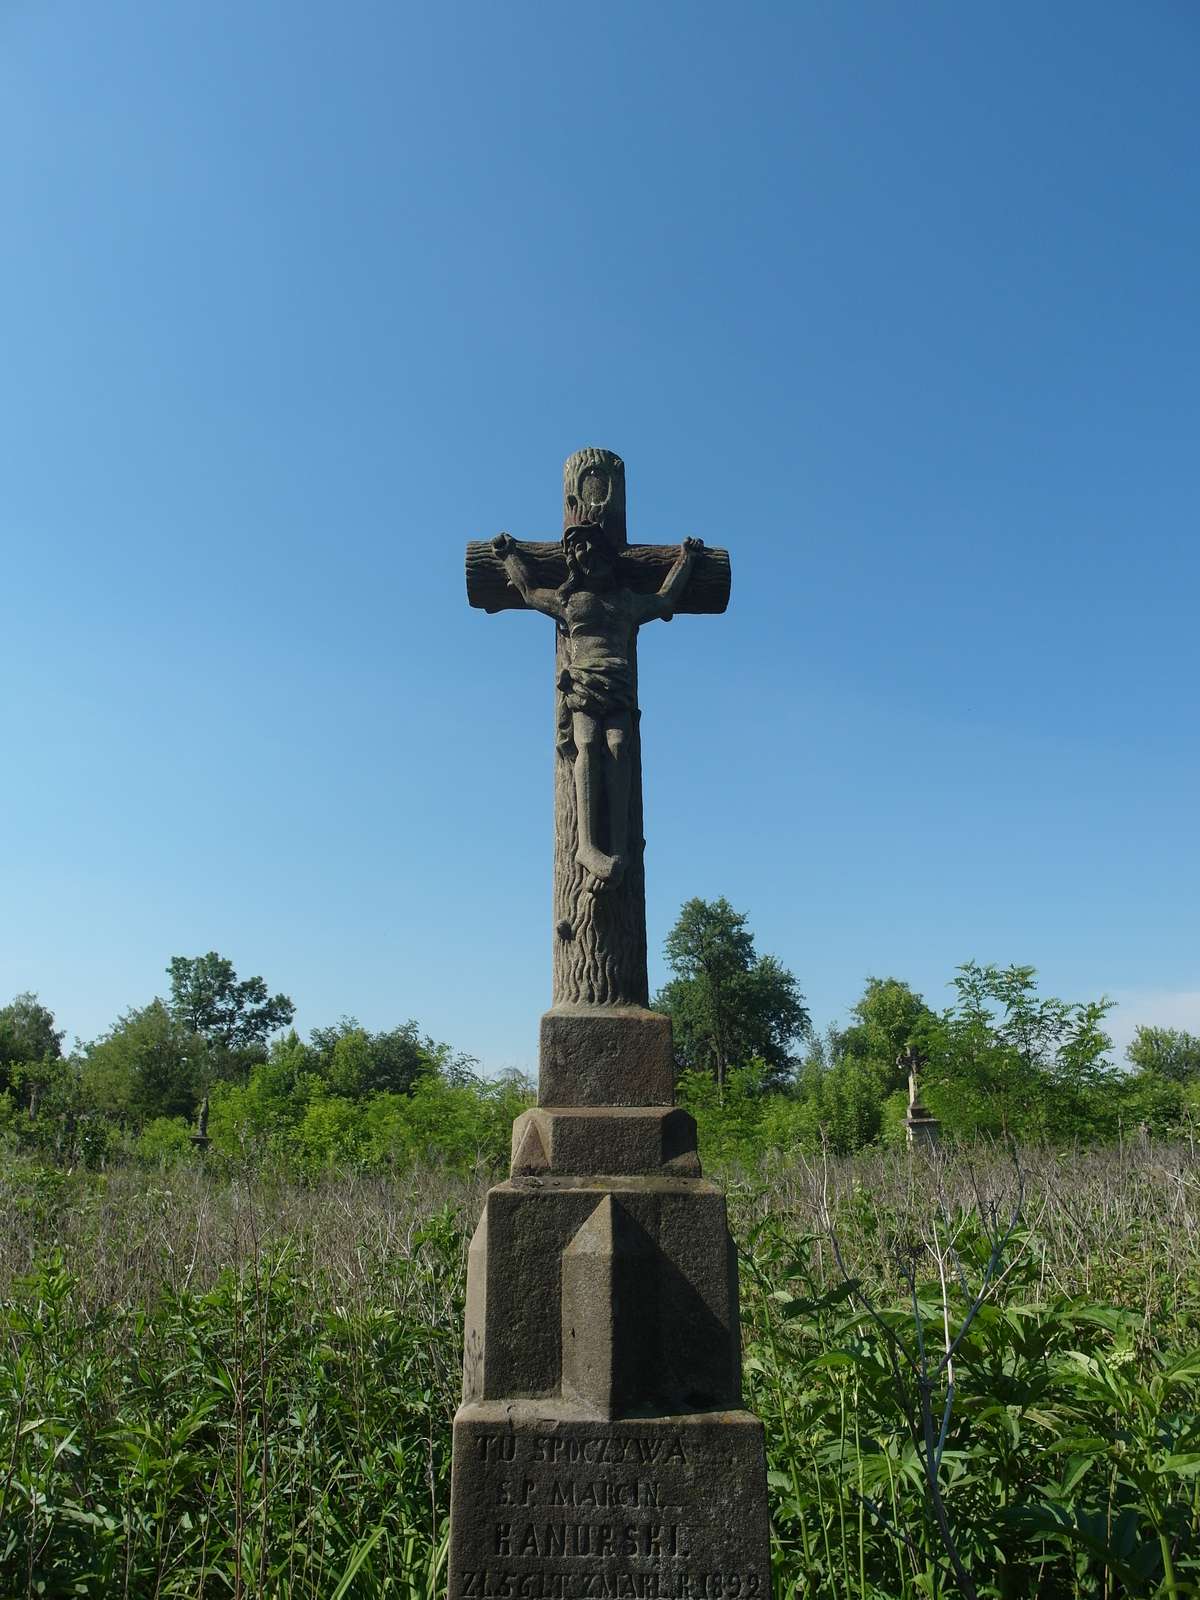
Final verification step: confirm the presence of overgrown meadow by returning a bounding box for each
[3,1141,1198,1599]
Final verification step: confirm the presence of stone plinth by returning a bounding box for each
[540,1007,675,1108]
[462,1180,740,1412]
[448,1404,769,1600]
[453,450,766,1600]
[451,1168,768,1600]
[906,1110,941,1150]
[511,1108,699,1179]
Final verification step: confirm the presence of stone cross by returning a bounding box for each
[465,446,731,1031]
[900,1044,940,1150]
[449,449,767,1600]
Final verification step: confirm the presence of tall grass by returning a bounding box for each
[1,1143,1197,1597]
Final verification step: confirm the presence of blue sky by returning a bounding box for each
[3,1,1197,1072]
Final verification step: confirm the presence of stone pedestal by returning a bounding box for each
[905,1097,941,1151]
[454,449,763,1600]
[448,1010,771,1600]
[449,1406,769,1600]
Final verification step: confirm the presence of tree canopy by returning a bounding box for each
[81,1001,205,1124]
[3,921,1198,1169]
[654,897,809,1091]
[925,961,1117,1141]
[0,993,66,1110]
[1126,1025,1200,1084]
[166,953,295,1061]
[0,992,64,1070]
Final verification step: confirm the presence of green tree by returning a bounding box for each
[929,962,1116,1140]
[833,976,940,1094]
[655,897,809,1092]
[0,993,65,1100]
[80,1001,206,1124]
[1126,1024,1200,1084]
[166,952,294,1077]
[307,1018,449,1099]
[0,992,64,1063]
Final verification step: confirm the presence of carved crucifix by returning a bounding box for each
[466,448,730,1010]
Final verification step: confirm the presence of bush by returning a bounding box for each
[134,1115,195,1163]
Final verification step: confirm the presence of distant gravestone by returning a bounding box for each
[190,1095,211,1152]
[450,449,769,1600]
[900,1046,940,1150]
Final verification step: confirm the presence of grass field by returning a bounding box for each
[2,1142,1198,1598]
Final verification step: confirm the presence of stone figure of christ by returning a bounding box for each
[492,524,702,889]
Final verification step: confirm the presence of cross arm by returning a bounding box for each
[465,538,731,615]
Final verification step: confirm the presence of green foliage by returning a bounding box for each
[80,999,206,1125]
[135,1115,195,1162]
[834,976,939,1080]
[656,897,810,1091]
[207,1044,532,1177]
[736,975,941,1159]
[0,1208,463,1598]
[742,1175,1200,1600]
[677,1061,774,1164]
[0,991,64,1066]
[2,1144,1198,1598]
[791,1050,892,1155]
[1127,1024,1200,1085]
[307,1018,461,1098]
[927,962,1118,1142]
[166,950,295,1072]
[0,992,65,1107]
[683,966,1155,1160]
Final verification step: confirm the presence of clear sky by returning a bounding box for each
[3,1,1198,1072]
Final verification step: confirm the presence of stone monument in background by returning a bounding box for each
[900,1045,940,1150]
[451,448,769,1600]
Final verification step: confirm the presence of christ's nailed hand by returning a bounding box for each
[492,532,516,559]
[682,537,704,556]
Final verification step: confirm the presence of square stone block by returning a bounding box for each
[463,1180,740,1413]
[448,1401,770,1600]
[511,1108,699,1179]
[540,1006,675,1107]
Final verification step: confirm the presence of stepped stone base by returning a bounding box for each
[540,1007,675,1107]
[451,996,770,1600]
[511,1109,700,1179]
[463,1180,740,1412]
[448,1402,770,1600]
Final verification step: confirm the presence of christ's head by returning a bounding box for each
[563,523,618,590]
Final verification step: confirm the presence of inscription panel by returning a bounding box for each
[448,1405,770,1600]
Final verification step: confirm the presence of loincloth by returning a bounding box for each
[556,660,634,749]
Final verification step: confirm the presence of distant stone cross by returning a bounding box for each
[466,447,730,1010]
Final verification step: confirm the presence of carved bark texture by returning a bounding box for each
[465,540,731,615]
[464,447,729,1009]
[551,631,649,1008]
[562,446,628,545]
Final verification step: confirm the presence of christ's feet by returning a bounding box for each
[576,844,626,889]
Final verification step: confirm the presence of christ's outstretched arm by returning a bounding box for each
[492,533,563,619]
[636,538,704,623]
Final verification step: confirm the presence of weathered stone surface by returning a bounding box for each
[468,451,728,1008]
[512,1115,553,1175]
[906,1113,941,1150]
[465,540,733,617]
[448,1403,770,1600]
[511,1109,698,1179]
[462,1180,740,1413]
[562,1196,657,1415]
[564,448,630,549]
[540,1007,675,1108]
[454,449,765,1600]
[900,1044,941,1149]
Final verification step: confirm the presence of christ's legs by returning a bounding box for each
[604,713,632,870]
[571,710,622,885]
